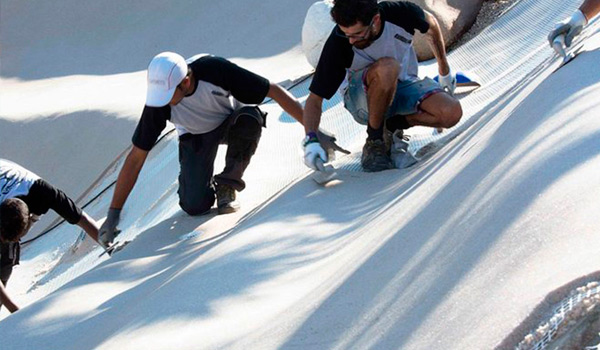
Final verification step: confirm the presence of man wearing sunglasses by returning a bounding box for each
[303,0,462,172]
[0,158,101,314]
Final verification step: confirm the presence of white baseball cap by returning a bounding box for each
[145,52,188,107]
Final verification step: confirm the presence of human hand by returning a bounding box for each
[98,208,121,248]
[303,133,328,170]
[548,10,587,48]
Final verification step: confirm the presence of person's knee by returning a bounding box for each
[230,106,264,140]
[367,57,400,85]
[178,185,214,216]
[440,99,462,128]
[179,196,213,216]
[233,115,261,140]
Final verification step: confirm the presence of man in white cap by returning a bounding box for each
[98,52,348,247]
[548,0,600,48]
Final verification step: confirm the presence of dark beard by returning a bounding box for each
[353,38,374,50]
[352,28,376,50]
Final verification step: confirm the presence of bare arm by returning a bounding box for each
[581,0,600,20]
[109,146,149,210]
[423,10,450,76]
[76,212,100,243]
[303,93,324,134]
[0,281,19,313]
[266,83,304,124]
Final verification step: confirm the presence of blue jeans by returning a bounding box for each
[343,67,443,126]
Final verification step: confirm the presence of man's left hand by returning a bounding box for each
[439,69,457,95]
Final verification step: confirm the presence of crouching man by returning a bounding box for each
[0,159,100,314]
[303,0,462,172]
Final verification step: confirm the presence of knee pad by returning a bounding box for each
[230,106,266,140]
[232,106,266,126]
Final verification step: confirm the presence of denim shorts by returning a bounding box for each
[343,67,443,125]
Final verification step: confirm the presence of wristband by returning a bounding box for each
[303,132,319,146]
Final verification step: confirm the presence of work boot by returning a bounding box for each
[383,127,393,151]
[216,184,240,214]
[390,130,418,169]
[361,138,393,172]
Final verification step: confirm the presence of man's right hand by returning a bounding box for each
[98,208,122,248]
[303,132,328,170]
[548,10,587,48]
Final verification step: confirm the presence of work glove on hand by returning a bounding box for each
[98,208,122,249]
[317,129,350,161]
[548,10,587,48]
[303,132,328,170]
[438,69,457,95]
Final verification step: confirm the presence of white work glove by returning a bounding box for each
[548,10,587,48]
[438,69,456,95]
[303,132,328,170]
[98,208,121,248]
[317,128,350,161]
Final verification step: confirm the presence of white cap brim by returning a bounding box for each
[145,85,177,107]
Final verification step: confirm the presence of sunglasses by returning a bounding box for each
[335,17,376,41]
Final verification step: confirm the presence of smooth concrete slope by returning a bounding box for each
[2,31,600,350]
[0,0,315,80]
[0,0,315,236]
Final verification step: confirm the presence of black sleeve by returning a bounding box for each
[379,1,430,35]
[20,179,82,224]
[132,105,170,151]
[191,56,270,104]
[309,30,354,100]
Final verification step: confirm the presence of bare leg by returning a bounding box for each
[365,57,400,130]
[405,92,462,128]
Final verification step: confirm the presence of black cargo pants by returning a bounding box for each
[177,106,266,215]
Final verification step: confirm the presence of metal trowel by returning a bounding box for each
[552,34,578,71]
[312,158,337,185]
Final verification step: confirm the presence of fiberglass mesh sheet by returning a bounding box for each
[19,0,584,307]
